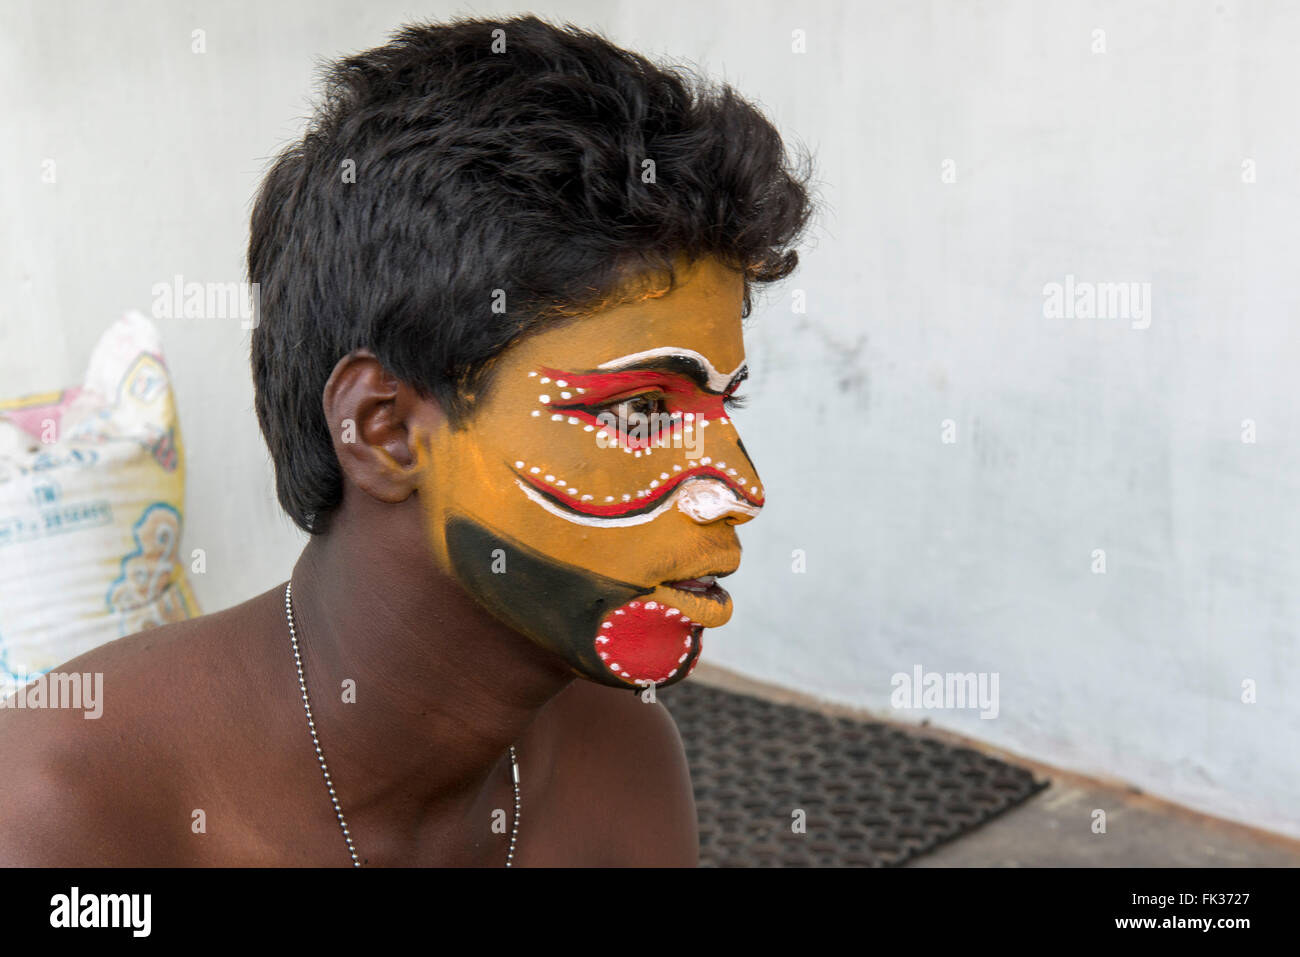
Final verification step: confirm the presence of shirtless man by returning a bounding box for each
[0,15,812,866]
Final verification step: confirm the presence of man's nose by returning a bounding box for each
[675,476,763,525]
[674,427,765,524]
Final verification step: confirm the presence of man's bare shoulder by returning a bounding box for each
[0,588,281,866]
[541,679,699,867]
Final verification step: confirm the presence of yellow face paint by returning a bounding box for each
[415,257,765,689]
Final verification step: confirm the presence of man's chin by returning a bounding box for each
[442,514,714,691]
[587,599,706,688]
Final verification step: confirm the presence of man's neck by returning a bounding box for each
[282,494,574,830]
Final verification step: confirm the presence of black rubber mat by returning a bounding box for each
[658,680,1050,867]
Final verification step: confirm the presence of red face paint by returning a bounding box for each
[594,599,704,685]
[535,365,737,446]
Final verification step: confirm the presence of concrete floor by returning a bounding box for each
[693,664,1300,867]
[910,777,1300,867]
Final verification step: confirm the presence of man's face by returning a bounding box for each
[415,257,765,690]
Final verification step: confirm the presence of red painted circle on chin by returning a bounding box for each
[594,600,699,685]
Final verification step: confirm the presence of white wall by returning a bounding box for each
[2,0,1296,839]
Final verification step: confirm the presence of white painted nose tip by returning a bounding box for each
[675,477,762,523]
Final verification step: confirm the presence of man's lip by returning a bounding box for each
[665,576,715,590]
[662,568,737,588]
[662,577,731,604]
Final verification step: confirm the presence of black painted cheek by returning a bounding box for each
[444,514,655,689]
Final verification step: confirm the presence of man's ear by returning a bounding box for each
[321,348,437,505]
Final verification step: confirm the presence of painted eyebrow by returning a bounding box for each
[592,348,748,395]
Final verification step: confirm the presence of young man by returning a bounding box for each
[0,16,812,866]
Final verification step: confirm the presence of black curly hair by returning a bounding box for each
[249,14,815,535]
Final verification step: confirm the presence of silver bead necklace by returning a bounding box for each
[284,580,521,867]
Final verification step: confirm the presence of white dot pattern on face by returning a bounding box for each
[512,454,763,513]
[510,366,764,511]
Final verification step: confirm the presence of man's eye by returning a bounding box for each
[610,393,665,419]
[723,392,748,410]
